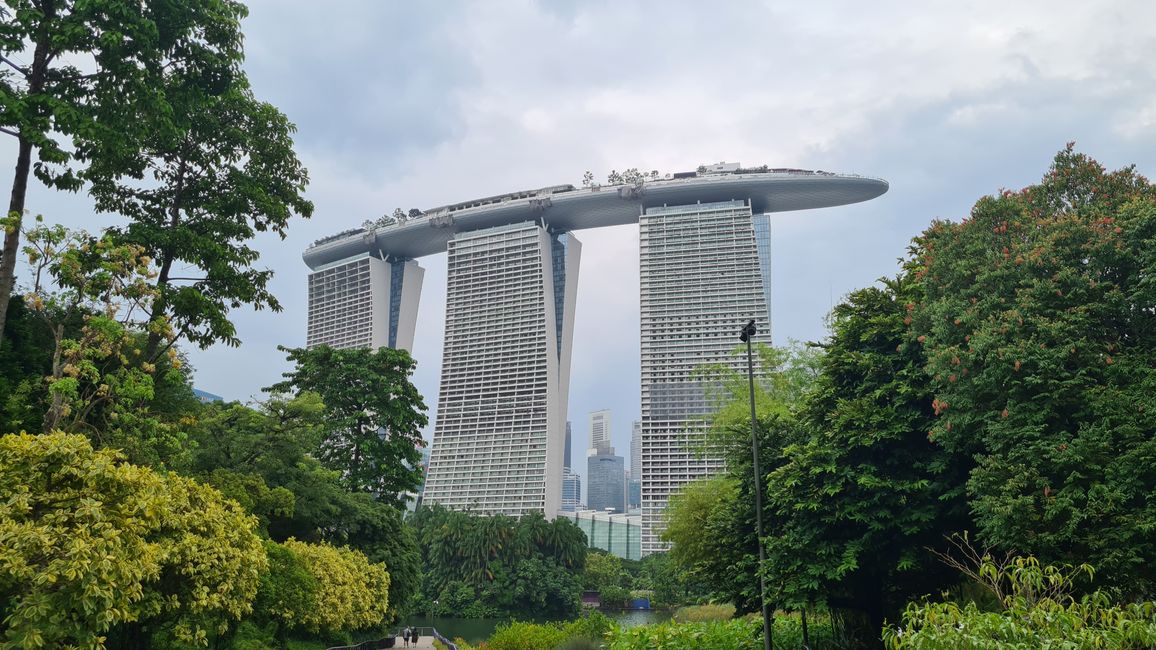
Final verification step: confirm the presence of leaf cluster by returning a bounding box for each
[0,431,266,649]
[268,345,429,505]
[410,506,587,619]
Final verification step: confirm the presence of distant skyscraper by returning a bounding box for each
[422,223,581,516]
[561,467,582,512]
[639,199,770,555]
[564,421,573,470]
[306,253,424,351]
[587,453,625,513]
[588,409,612,456]
[586,409,623,513]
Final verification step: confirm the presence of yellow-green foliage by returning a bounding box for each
[282,538,390,633]
[146,473,268,645]
[884,557,1156,648]
[481,614,613,650]
[672,603,736,622]
[0,431,266,649]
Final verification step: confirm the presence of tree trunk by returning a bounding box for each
[0,137,33,342]
[0,9,54,342]
[43,323,65,432]
[144,156,186,361]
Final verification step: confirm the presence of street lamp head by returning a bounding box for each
[739,319,757,342]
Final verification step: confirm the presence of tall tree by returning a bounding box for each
[762,279,969,640]
[268,346,429,505]
[0,0,248,340]
[87,70,313,359]
[908,144,1156,597]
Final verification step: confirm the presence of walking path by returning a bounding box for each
[400,630,440,648]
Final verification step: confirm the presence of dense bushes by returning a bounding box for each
[442,612,836,650]
[411,506,588,619]
[0,432,266,648]
[884,556,1156,648]
[0,431,398,649]
[449,614,614,650]
[281,538,391,633]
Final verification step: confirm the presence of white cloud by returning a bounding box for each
[4,0,1154,462]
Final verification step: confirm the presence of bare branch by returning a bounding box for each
[0,126,19,138]
[0,54,28,77]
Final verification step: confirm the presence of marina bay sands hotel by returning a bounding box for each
[303,164,887,554]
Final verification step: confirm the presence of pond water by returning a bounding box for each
[403,609,673,645]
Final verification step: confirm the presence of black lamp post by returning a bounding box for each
[740,319,773,650]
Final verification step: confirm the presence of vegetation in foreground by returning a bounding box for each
[435,611,835,650]
[884,554,1156,648]
[663,145,1156,646]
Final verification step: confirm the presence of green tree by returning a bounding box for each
[584,551,627,592]
[252,541,319,649]
[0,0,248,340]
[0,431,266,649]
[761,279,969,639]
[662,476,752,608]
[19,223,161,433]
[410,505,586,619]
[185,394,421,619]
[662,343,821,614]
[274,539,391,636]
[908,145,1156,597]
[0,294,65,433]
[87,69,312,359]
[268,345,429,505]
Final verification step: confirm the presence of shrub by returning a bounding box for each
[672,603,736,622]
[607,618,760,650]
[884,556,1156,648]
[0,431,266,649]
[280,538,392,634]
[487,621,570,650]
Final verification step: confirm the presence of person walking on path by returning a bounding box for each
[402,626,411,648]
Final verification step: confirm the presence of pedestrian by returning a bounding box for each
[402,626,411,648]
[410,628,420,646]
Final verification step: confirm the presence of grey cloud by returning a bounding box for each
[241,1,478,178]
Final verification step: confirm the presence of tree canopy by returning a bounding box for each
[0,0,249,340]
[907,143,1156,597]
[268,345,429,505]
[662,146,1156,644]
[0,431,266,649]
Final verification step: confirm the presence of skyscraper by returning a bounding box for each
[587,453,625,513]
[306,253,424,351]
[629,420,642,510]
[639,199,771,555]
[586,409,624,513]
[422,222,581,516]
[561,468,582,512]
[302,168,887,526]
[588,409,611,456]
[564,421,573,470]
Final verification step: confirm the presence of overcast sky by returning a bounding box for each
[5,0,1155,481]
